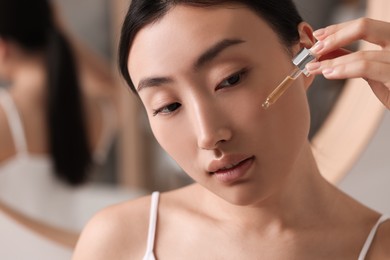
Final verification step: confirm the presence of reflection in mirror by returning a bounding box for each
[0,0,145,246]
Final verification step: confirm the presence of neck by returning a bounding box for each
[9,55,47,105]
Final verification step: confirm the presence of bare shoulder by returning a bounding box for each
[376,219,390,257]
[72,194,154,260]
[368,218,390,259]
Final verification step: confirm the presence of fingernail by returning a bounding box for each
[313,28,325,38]
[322,68,334,75]
[310,41,324,54]
[306,62,321,71]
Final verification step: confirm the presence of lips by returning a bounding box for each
[208,156,254,183]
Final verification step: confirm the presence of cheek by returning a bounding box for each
[281,80,311,135]
[150,119,197,173]
[261,83,310,161]
[151,121,182,154]
[238,76,310,155]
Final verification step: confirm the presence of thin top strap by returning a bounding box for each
[0,89,28,154]
[143,191,160,260]
[358,215,389,260]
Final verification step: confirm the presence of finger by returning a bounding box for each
[307,50,390,75]
[321,60,390,85]
[312,18,390,56]
[317,48,351,61]
[321,50,390,68]
[313,19,356,40]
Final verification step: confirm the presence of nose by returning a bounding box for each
[192,99,232,150]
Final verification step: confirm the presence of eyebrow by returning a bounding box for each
[137,77,173,92]
[136,38,245,92]
[194,38,245,70]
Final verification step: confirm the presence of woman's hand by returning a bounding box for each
[306,18,390,109]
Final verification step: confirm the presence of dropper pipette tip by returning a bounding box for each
[262,100,270,109]
[261,47,317,110]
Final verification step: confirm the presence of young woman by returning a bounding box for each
[73,0,390,259]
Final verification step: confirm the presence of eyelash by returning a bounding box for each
[216,67,248,91]
[152,68,249,116]
[152,103,181,116]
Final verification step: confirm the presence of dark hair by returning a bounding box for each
[119,0,303,92]
[0,0,91,185]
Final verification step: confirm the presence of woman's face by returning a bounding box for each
[129,5,311,205]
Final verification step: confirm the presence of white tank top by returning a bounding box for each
[143,192,389,259]
[143,192,159,260]
[0,89,117,230]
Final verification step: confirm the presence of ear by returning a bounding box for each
[297,22,316,49]
[294,22,316,91]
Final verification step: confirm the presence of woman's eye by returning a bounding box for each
[152,102,181,116]
[217,68,247,90]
